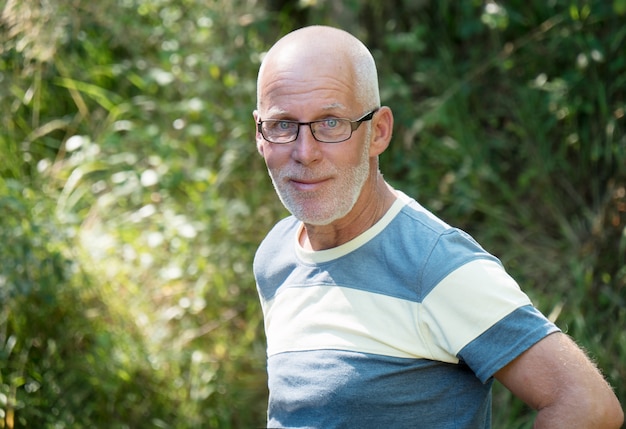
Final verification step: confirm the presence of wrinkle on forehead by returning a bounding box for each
[258,59,355,115]
[261,35,355,80]
[262,102,348,119]
[262,47,355,84]
[256,26,380,111]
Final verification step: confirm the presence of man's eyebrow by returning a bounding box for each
[263,103,348,118]
[321,103,347,111]
[263,108,289,117]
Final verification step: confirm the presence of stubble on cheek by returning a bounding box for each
[268,160,369,226]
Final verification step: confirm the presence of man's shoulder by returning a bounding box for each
[390,194,489,257]
[259,215,300,247]
[253,216,299,277]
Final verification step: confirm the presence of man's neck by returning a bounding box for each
[299,176,397,251]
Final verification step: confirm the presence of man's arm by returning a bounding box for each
[495,332,623,428]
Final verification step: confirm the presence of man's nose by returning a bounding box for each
[291,124,322,165]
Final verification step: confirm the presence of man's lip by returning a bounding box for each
[289,177,330,190]
[291,178,327,184]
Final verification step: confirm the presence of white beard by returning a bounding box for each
[269,130,372,226]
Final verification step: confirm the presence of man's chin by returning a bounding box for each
[283,203,336,226]
[298,217,335,226]
[290,206,350,226]
[289,210,334,226]
[278,191,354,226]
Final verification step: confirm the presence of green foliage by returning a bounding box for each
[0,178,177,428]
[1,0,624,427]
[2,0,272,427]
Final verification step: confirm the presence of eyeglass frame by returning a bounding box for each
[256,108,380,144]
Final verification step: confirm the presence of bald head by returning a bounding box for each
[256,26,380,111]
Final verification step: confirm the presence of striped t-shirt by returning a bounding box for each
[254,192,559,428]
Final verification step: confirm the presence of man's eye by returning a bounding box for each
[323,119,339,128]
[278,121,293,130]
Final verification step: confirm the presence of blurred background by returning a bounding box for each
[1,0,624,427]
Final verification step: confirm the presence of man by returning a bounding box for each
[252,25,623,428]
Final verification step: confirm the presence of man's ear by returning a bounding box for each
[253,110,265,156]
[368,106,394,157]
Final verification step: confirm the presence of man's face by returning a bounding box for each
[255,54,373,226]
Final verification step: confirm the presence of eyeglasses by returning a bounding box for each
[257,108,379,144]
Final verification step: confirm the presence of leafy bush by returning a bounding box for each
[0,177,177,428]
[2,0,272,427]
